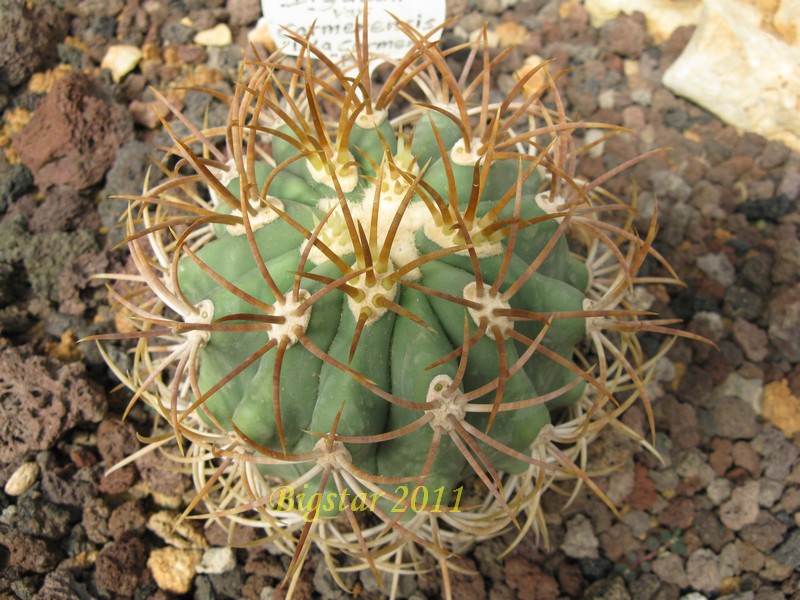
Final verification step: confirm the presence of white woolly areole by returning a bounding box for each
[535,191,565,223]
[450,138,483,166]
[530,423,555,451]
[184,299,215,346]
[302,189,431,280]
[313,439,352,470]
[463,282,513,341]
[306,153,359,193]
[426,374,466,432]
[582,297,602,336]
[206,158,238,208]
[346,270,398,326]
[377,156,420,203]
[422,218,504,259]
[355,109,388,129]
[225,196,284,236]
[267,289,311,346]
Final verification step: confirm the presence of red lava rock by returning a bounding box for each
[228,0,262,26]
[98,464,137,495]
[599,523,639,562]
[709,439,734,476]
[677,473,708,496]
[0,344,106,463]
[57,250,110,316]
[658,497,696,530]
[625,463,658,511]
[417,555,486,598]
[12,71,132,190]
[129,99,162,128]
[108,500,147,540]
[727,466,752,483]
[27,186,99,234]
[768,223,800,285]
[706,396,760,440]
[732,441,761,477]
[707,156,754,187]
[94,423,137,502]
[600,13,647,58]
[504,557,559,600]
[135,446,192,497]
[449,558,487,599]
[769,284,800,363]
[3,533,60,573]
[94,538,147,596]
[660,24,695,66]
[176,44,207,63]
[732,318,769,362]
[206,520,261,547]
[654,395,700,450]
[97,418,140,466]
[69,447,98,468]
[243,552,286,579]
[556,562,584,597]
[242,575,269,600]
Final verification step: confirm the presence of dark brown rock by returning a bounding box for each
[108,501,147,540]
[0,0,68,87]
[625,463,658,511]
[97,418,140,466]
[505,557,559,600]
[658,497,696,530]
[3,533,60,573]
[94,538,147,596]
[601,13,647,58]
[12,72,132,190]
[135,445,192,497]
[0,344,106,463]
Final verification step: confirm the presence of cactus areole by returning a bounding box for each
[98,10,693,597]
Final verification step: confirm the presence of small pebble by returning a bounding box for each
[686,549,721,594]
[196,547,237,575]
[707,477,733,505]
[561,514,599,559]
[148,547,203,594]
[4,462,39,496]
[720,481,760,531]
[101,45,143,83]
[194,23,233,47]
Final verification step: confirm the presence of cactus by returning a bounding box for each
[94,13,700,598]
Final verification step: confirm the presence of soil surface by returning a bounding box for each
[1,0,799,599]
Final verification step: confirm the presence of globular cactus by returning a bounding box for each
[95,13,698,598]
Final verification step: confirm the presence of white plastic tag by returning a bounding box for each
[259,0,446,63]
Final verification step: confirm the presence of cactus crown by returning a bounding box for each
[93,11,702,598]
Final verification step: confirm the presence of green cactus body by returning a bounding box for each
[175,111,589,517]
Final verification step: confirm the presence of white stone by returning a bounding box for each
[196,547,237,574]
[583,128,607,158]
[561,514,600,559]
[101,45,143,83]
[585,0,702,42]
[193,23,233,47]
[663,0,800,152]
[3,462,39,496]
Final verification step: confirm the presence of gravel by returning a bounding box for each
[0,1,798,598]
